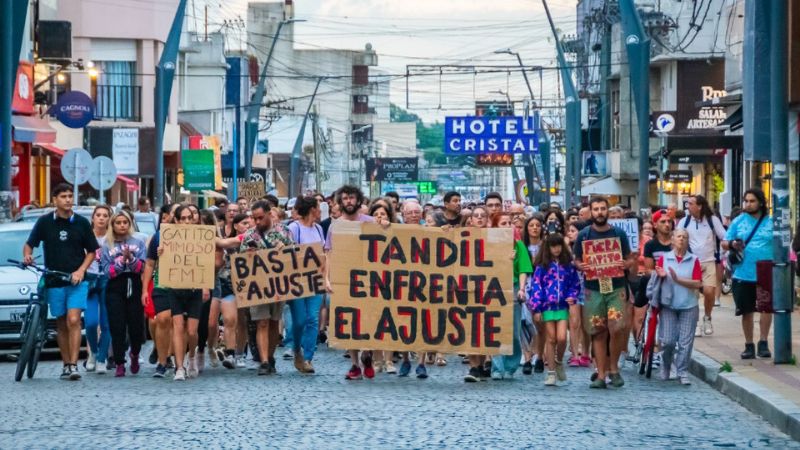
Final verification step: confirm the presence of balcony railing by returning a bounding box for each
[93,85,141,122]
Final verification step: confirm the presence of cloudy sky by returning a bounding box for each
[201,0,578,122]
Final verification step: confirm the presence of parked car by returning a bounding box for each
[16,207,157,241]
[0,221,55,355]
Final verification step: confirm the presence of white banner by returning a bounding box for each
[112,128,139,175]
[609,218,640,252]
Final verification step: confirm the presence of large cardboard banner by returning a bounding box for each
[230,243,326,309]
[158,224,217,289]
[582,238,624,293]
[237,181,265,203]
[329,222,514,355]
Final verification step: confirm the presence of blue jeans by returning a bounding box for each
[84,276,110,362]
[282,303,294,349]
[491,301,522,376]
[287,295,323,361]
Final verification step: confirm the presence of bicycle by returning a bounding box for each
[8,259,76,382]
[638,305,660,379]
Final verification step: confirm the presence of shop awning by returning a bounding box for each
[12,115,56,144]
[580,177,638,196]
[665,134,743,151]
[715,105,743,132]
[37,144,139,192]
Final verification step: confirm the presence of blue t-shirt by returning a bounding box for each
[724,213,772,282]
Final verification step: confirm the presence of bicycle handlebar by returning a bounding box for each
[6,259,98,281]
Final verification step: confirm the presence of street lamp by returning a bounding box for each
[244,18,306,179]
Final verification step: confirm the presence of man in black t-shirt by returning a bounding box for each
[23,183,99,381]
[573,197,635,389]
[433,191,462,227]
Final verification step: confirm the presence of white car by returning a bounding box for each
[0,221,49,354]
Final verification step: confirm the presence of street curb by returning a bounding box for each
[689,351,800,441]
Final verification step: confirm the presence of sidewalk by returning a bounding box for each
[689,293,800,441]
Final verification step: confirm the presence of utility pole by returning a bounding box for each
[542,0,581,208]
[0,0,28,222]
[312,105,321,193]
[767,0,792,364]
[289,77,323,198]
[619,0,651,212]
[154,0,187,208]
[244,19,304,179]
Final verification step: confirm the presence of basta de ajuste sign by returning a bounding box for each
[329,222,514,355]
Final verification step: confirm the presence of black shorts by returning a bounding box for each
[633,275,650,308]
[152,288,203,319]
[152,288,173,315]
[732,279,757,316]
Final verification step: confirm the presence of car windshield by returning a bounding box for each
[0,229,42,265]
[136,218,156,236]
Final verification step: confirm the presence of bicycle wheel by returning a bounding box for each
[15,303,40,382]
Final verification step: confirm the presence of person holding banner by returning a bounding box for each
[487,212,531,380]
[324,185,378,381]
[528,233,581,386]
[286,196,327,374]
[239,201,295,376]
[573,197,635,389]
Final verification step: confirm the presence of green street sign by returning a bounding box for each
[181,149,215,191]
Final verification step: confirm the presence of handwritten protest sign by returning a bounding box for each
[230,243,326,308]
[329,222,514,355]
[158,224,216,289]
[237,181,264,203]
[582,237,624,294]
[609,218,639,251]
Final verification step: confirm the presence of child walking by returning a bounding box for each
[527,233,581,386]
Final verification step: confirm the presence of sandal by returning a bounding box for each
[435,356,447,366]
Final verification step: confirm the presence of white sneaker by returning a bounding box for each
[187,355,199,378]
[86,354,97,372]
[196,350,205,373]
[282,349,294,360]
[236,356,247,369]
[174,367,186,381]
[209,348,220,368]
[714,297,721,307]
[695,323,702,337]
[703,316,714,336]
[544,371,557,386]
[680,376,692,385]
[95,361,107,375]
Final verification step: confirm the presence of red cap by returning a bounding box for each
[652,209,665,224]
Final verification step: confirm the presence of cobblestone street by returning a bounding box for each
[0,343,797,449]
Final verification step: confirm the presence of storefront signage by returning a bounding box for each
[181,149,215,191]
[444,116,539,155]
[112,128,139,175]
[365,157,418,182]
[189,135,223,190]
[476,154,513,166]
[676,60,726,133]
[55,91,95,129]
[582,151,609,176]
[664,170,693,183]
[12,62,34,115]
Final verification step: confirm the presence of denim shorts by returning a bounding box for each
[47,281,89,318]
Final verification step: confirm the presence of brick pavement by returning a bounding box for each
[0,340,797,449]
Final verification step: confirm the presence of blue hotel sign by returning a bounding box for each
[444,115,539,155]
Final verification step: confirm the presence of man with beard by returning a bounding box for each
[324,185,378,380]
[572,197,635,389]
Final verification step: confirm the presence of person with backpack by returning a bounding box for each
[677,195,727,337]
[285,196,327,374]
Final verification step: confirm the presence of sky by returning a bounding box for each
[196,0,578,123]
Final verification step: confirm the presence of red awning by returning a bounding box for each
[37,144,139,192]
[12,115,56,144]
